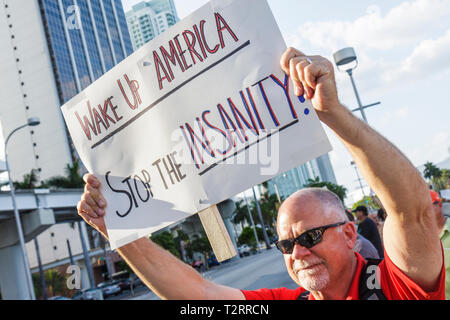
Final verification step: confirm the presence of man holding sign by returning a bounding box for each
[78,47,445,300]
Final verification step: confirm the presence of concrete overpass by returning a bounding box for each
[0,188,86,299]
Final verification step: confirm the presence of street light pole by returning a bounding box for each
[252,186,272,250]
[333,47,380,124]
[351,161,366,198]
[243,191,260,249]
[347,69,368,123]
[4,118,40,300]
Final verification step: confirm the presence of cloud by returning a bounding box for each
[288,0,450,52]
[284,0,450,98]
[409,131,450,167]
[383,30,450,83]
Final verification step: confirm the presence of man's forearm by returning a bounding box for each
[117,237,208,299]
[116,237,244,300]
[318,104,430,218]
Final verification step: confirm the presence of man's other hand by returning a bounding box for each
[77,173,108,239]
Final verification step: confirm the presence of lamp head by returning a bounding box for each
[27,117,40,127]
[333,47,358,73]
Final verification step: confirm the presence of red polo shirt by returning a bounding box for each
[241,250,445,300]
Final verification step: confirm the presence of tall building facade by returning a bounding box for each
[125,0,178,50]
[265,154,338,201]
[0,0,133,182]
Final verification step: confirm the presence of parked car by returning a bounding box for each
[97,281,121,298]
[48,296,71,300]
[238,244,251,257]
[130,275,144,288]
[207,254,219,267]
[72,287,103,300]
[116,278,132,291]
[72,290,84,300]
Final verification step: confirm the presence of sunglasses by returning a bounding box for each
[276,221,346,254]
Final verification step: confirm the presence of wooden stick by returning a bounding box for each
[197,205,237,262]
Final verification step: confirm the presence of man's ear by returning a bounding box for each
[343,222,357,250]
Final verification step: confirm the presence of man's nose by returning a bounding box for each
[291,243,312,259]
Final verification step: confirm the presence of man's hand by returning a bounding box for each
[280,47,340,119]
[77,174,108,239]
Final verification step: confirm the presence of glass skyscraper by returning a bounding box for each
[38,0,134,104]
[264,154,338,201]
[125,0,179,50]
[0,0,133,182]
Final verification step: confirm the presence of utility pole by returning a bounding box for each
[252,187,272,250]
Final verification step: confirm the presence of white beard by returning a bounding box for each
[293,259,330,291]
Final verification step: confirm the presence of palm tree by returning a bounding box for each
[423,162,441,180]
[304,177,348,202]
[232,200,251,229]
[13,169,39,189]
[43,159,84,189]
[423,161,444,192]
[45,269,66,297]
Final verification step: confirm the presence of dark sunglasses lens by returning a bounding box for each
[298,229,323,248]
[276,240,293,254]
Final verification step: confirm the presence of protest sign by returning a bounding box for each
[61,0,332,250]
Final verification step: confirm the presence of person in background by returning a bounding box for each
[431,190,450,300]
[376,208,387,242]
[345,210,380,259]
[353,205,384,258]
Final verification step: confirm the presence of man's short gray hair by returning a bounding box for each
[298,187,348,222]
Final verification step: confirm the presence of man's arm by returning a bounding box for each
[280,48,442,291]
[77,174,244,300]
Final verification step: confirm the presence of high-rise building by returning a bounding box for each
[264,154,338,201]
[125,0,178,50]
[0,0,133,182]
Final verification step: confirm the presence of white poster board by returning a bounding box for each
[441,189,450,200]
[61,0,332,249]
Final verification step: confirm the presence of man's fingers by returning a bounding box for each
[292,57,315,98]
[81,192,105,217]
[83,173,101,188]
[85,185,107,209]
[280,47,306,75]
[289,58,304,96]
[77,200,98,219]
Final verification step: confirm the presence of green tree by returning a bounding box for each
[45,269,67,297]
[237,226,274,248]
[43,159,84,189]
[232,200,251,229]
[13,169,39,189]
[259,182,280,230]
[173,228,190,262]
[32,273,43,299]
[423,162,449,193]
[150,231,180,258]
[185,232,213,269]
[423,161,441,181]
[304,177,348,202]
[352,196,380,211]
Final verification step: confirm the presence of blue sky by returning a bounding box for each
[122,0,450,202]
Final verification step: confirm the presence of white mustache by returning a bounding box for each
[293,258,324,272]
